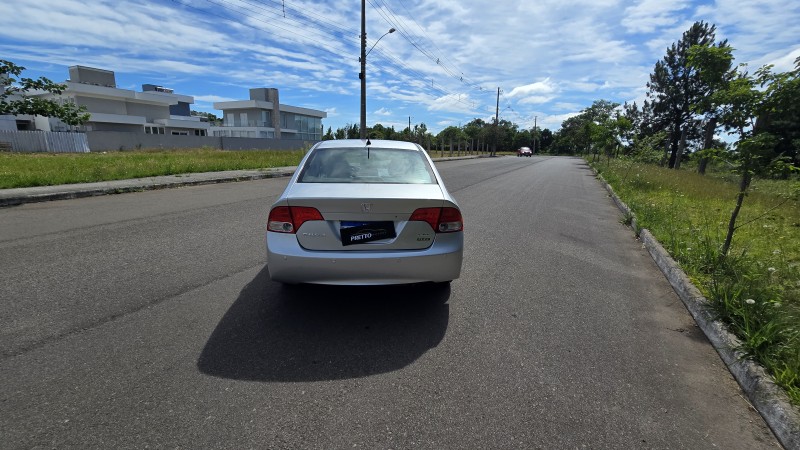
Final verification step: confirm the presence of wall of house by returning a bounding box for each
[69,66,116,86]
[223,109,271,127]
[0,115,18,131]
[76,96,128,115]
[86,131,316,152]
[126,102,170,121]
[90,123,142,132]
[170,101,191,116]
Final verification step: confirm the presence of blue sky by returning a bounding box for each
[1,0,798,135]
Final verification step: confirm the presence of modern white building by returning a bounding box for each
[17,65,209,136]
[210,88,326,140]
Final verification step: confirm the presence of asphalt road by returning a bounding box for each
[0,156,779,448]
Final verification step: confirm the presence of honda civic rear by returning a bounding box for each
[266,139,464,285]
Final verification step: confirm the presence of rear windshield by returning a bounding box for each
[297,147,437,184]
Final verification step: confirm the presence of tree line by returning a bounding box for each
[564,21,799,256]
[323,118,555,155]
[556,21,799,176]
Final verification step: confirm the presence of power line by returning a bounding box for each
[171,0,493,116]
[368,0,484,92]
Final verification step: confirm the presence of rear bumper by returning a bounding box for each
[266,232,463,285]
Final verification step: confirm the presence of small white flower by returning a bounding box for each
[773,250,781,255]
[745,299,756,305]
[774,302,782,308]
[686,247,692,251]
[768,267,776,273]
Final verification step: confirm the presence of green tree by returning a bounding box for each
[539,128,553,153]
[191,110,221,126]
[497,119,517,152]
[554,100,622,157]
[1,59,90,126]
[687,51,799,255]
[686,43,736,174]
[758,58,800,172]
[369,123,390,139]
[346,124,359,139]
[646,21,726,168]
[463,119,489,152]
[512,129,531,151]
[334,126,346,140]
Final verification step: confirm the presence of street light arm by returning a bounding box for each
[365,28,396,58]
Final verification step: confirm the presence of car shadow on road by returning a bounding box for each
[197,266,450,382]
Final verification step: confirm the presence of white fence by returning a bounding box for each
[0,130,90,153]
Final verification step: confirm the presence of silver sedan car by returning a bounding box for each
[266,139,464,285]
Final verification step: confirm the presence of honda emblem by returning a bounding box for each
[361,203,373,213]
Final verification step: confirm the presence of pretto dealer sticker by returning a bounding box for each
[340,221,396,246]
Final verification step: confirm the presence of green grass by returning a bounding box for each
[0,148,307,189]
[593,158,800,404]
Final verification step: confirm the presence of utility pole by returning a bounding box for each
[533,115,537,153]
[409,116,412,143]
[493,87,500,156]
[359,0,367,139]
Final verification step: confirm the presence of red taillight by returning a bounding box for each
[409,208,440,231]
[267,206,323,233]
[438,207,464,232]
[410,207,463,233]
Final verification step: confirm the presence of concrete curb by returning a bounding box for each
[599,175,800,450]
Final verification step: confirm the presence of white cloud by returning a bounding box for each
[427,93,476,114]
[507,79,558,98]
[622,0,691,33]
[517,96,556,106]
[766,47,800,72]
[553,102,582,111]
[192,95,238,103]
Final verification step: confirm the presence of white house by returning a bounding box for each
[18,65,209,136]
[210,88,326,140]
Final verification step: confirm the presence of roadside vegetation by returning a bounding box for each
[595,158,799,405]
[0,148,306,189]
[550,19,800,405]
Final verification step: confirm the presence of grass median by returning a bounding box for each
[592,158,800,405]
[0,148,307,189]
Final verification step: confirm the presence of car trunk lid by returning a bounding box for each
[287,183,447,251]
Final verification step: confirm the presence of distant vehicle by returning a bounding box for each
[266,139,464,286]
[517,147,532,157]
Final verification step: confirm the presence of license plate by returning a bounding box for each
[340,221,396,246]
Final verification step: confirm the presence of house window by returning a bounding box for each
[240,112,248,127]
[171,131,189,136]
[194,129,206,136]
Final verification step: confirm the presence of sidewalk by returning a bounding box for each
[0,155,482,207]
